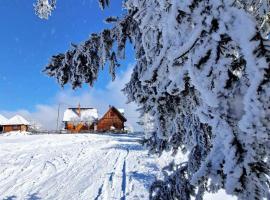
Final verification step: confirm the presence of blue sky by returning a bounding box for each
[0,0,134,112]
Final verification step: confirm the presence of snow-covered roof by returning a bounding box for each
[0,115,8,125]
[63,108,98,122]
[4,115,30,125]
[117,108,125,115]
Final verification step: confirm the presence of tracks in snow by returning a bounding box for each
[0,134,155,200]
[121,149,129,200]
[94,184,103,200]
[94,147,130,200]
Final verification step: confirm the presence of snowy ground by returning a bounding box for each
[0,133,160,200]
[0,132,235,200]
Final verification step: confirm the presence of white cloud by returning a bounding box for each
[0,65,142,131]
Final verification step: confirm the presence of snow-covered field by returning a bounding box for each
[0,132,234,200]
[0,133,160,200]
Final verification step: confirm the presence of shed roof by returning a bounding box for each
[5,115,30,125]
[63,108,98,122]
[99,106,127,122]
[0,115,8,125]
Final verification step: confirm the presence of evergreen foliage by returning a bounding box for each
[39,0,270,199]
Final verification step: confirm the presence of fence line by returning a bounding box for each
[29,129,129,135]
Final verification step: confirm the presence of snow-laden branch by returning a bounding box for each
[34,0,56,19]
[34,0,111,19]
[42,0,270,199]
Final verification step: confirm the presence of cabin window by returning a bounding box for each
[111,112,115,117]
[12,125,20,130]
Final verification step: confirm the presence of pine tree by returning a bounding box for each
[38,0,270,199]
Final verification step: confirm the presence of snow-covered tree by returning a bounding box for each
[38,0,270,199]
[138,113,155,138]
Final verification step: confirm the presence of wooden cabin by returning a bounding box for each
[97,106,127,132]
[2,115,30,133]
[63,105,98,133]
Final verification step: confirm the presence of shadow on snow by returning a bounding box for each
[129,171,157,189]
[3,193,41,200]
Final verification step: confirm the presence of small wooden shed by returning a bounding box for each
[3,115,30,133]
[97,106,127,132]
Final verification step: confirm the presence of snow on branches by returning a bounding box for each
[43,0,270,199]
[236,0,270,38]
[43,10,138,88]
[34,0,56,19]
[34,0,111,19]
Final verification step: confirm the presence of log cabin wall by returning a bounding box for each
[3,125,28,133]
[65,122,95,133]
[97,108,125,132]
